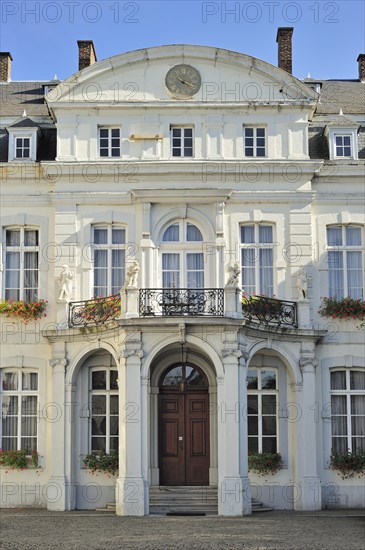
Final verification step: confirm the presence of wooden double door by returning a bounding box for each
[159,364,210,485]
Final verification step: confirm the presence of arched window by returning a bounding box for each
[161,221,204,288]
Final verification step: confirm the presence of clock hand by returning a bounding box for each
[176,76,194,88]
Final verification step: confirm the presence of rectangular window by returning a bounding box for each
[1,371,38,452]
[98,127,121,157]
[5,228,39,302]
[171,126,194,157]
[90,368,119,454]
[241,224,274,296]
[327,226,363,300]
[244,127,266,157]
[331,369,365,453]
[335,135,352,158]
[247,368,278,453]
[93,225,126,297]
[15,137,31,159]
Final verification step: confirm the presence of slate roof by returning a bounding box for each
[7,116,40,128]
[303,79,365,115]
[0,81,58,117]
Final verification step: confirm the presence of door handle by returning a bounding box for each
[178,436,183,441]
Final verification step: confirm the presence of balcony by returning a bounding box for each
[67,290,298,329]
[139,288,224,317]
[242,295,298,328]
[68,294,121,328]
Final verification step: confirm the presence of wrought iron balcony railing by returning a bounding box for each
[68,294,121,327]
[139,288,224,317]
[242,295,297,328]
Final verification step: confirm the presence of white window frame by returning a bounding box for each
[0,369,38,452]
[170,125,194,158]
[3,227,39,302]
[89,367,119,454]
[330,368,365,454]
[326,225,364,300]
[243,126,266,158]
[8,129,38,162]
[92,224,126,297]
[247,367,278,454]
[326,127,358,160]
[240,224,275,297]
[98,126,121,158]
[160,220,204,288]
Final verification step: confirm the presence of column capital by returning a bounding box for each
[299,353,318,372]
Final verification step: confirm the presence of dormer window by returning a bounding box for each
[15,137,31,159]
[324,118,359,161]
[7,117,40,162]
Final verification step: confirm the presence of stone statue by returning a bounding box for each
[125,261,140,288]
[58,265,74,302]
[297,267,308,299]
[226,262,240,287]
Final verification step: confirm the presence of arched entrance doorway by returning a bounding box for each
[159,363,209,485]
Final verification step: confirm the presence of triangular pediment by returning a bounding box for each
[46,45,318,106]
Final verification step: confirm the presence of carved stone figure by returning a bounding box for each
[297,267,308,299]
[226,262,240,287]
[125,261,140,288]
[58,265,74,302]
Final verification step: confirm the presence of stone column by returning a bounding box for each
[48,352,69,511]
[116,342,146,516]
[217,349,250,515]
[294,353,321,511]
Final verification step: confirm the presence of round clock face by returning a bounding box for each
[165,64,201,98]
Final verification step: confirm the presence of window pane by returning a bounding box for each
[332,437,347,453]
[248,416,258,435]
[331,371,346,390]
[331,395,347,415]
[350,371,365,391]
[92,395,106,415]
[22,373,38,391]
[2,372,18,391]
[186,223,203,242]
[351,416,365,436]
[241,225,254,243]
[351,395,365,415]
[110,416,119,436]
[262,416,276,435]
[112,229,125,245]
[94,228,108,245]
[6,230,20,246]
[110,371,118,390]
[21,416,37,436]
[162,366,183,387]
[327,227,342,246]
[163,224,179,242]
[262,395,277,415]
[99,129,108,138]
[92,417,106,436]
[262,438,277,453]
[247,370,258,389]
[2,396,18,416]
[21,396,37,415]
[248,437,258,453]
[2,416,17,436]
[247,395,258,414]
[259,226,273,244]
[346,227,361,246]
[24,230,38,246]
[352,437,365,453]
[92,437,106,453]
[331,416,347,436]
[186,368,206,387]
[110,437,118,452]
[110,395,119,415]
[92,371,106,390]
[21,438,37,452]
[261,370,276,390]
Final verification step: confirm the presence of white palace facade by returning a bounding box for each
[0,29,364,515]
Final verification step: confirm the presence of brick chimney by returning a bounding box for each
[276,27,294,74]
[77,40,97,71]
[357,54,365,82]
[0,52,13,82]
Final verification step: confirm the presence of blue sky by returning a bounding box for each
[1,0,364,81]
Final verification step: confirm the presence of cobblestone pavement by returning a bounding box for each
[0,509,364,550]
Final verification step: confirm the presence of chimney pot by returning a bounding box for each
[357,54,365,82]
[0,52,13,82]
[276,27,294,74]
[77,40,97,71]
